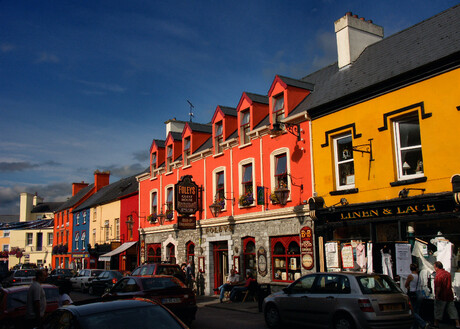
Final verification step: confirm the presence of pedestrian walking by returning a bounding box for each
[433,261,460,328]
[26,269,48,329]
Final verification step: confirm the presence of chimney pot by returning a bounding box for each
[360,17,365,21]
[346,12,352,16]
[353,14,358,18]
[368,20,373,23]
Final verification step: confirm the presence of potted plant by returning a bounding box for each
[166,210,174,220]
[147,213,158,223]
[270,191,280,204]
[239,192,254,207]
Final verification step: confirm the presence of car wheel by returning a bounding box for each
[334,314,355,329]
[264,304,282,329]
[88,286,94,295]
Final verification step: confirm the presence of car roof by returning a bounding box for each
[64,299,159,316]
[1,283,57,293]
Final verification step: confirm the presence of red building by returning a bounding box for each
[138,76,314,294]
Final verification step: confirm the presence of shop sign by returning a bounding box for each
[257,247,268,277]
[175,175,199,215]
[203,225,232,234]
[300,226,314,270]
[177,216,196,230]
[140,240,145,264]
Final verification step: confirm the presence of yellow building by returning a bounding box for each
[285,6,460,276]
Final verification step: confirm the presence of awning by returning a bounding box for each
[98,241,137,262]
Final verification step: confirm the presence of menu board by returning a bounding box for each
[325,242,339,268]
[395,243,412,275]
[300,226,314,270]
[341,244,354,268]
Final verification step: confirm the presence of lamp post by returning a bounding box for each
[209,201,222,217]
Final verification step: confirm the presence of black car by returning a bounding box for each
[88,270,123,296]
[47,269,75,287]
[42,299,188,329]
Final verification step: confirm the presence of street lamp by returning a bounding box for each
[274,187,290,206]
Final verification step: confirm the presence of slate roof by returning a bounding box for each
[169,132,182,141]
[245,92,269,105]
[254,115,270,130]
[73,175,139,212]
[219,106,237,117]
[227,129,238,140]
[56,184,94,212]
[188,122,212,134]
[153,139,165,148]
[0,219,53,230]
[31,202,65,213]
[277,75,314,91]
[194,137,213,153]
[290,4,460,119]
[0,215,19,224]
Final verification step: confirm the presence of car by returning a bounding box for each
[103,275,197,325]
[263,272,414,329]
[42,298,188,329]
[88,270,123,296]
[47,269,76,287]
[70,269,104,292]
[1,269,36,287]
[0,284,59,329]
[131,263,186,283]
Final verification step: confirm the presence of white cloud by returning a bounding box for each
[76,80,126,93]
[36,52,60,63]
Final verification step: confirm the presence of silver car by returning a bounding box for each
[70,269,104,292]
[263,272,413,329]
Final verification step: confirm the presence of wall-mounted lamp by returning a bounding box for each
[270,122,302,141]
[209,193,235,217]
[398,188,426,198]
[331,198,349,207]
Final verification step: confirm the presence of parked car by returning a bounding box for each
[131,263,186,283]
[1,269,36,287]
[0,284,59,329]
[42,298,188,329]
[88,270,123,296]
[47,269,76,287]
[103,275,197,325]
[70,269,104,292]
[263,272,414,329]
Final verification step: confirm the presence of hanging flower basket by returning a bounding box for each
[216,198,225,209]
[52,245,59,255]
[147,213,158,223]
[239,192,254,207]
[270,192,280,204]
[166,210,174,220]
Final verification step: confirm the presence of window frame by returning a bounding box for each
[272,93,285,124]
[26,233,33,246]
[333,133,355,190]
[238,159,255,207]
[81,231,86,250]
[150,190,158,217]
[166,145,173,172]
[240,109,251,145]
[184,137,191,166]
[214,121,223,154]
[75,232,80,250]
[212,167,227,212]
[271,236,301,283]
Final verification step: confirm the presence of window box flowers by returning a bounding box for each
[270,192,280,204]
[166,210,174,220]
[239,192,254,207]
[147,213,158,223]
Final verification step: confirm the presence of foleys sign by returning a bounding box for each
[175,175,199,215]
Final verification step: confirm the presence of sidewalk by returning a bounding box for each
[196,295,260,314]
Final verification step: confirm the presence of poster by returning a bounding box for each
[325,242,339,268]
[300,226,314,270]
[395,243,411,275]
[341,244,354,268]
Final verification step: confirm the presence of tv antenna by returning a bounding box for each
[187,100,195,122]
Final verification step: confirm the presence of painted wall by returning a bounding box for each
[8,228,53,268]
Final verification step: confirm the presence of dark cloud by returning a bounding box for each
[0,161,39,172]
[133,150,149,162]
[104,163,147,178]
[42,161,62,166]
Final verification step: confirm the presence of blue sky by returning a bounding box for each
[0,0,457,215]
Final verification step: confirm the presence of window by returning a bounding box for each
[186,241,195,265]
[36,232,43,251]
[66,230,69,244]
[93,209,97,221]
[3,230,9,238]
[151,191,158,216]
[26,233,33,246]
[243,237,256,279]
[75,232,80,250]
[92,229,96,245]
[115,218,120,240]
[334,134,355,189]
[275,154,288,188]
[48,233,53,246]
[76,213,80,226]
[127,216,134,240]
[167,243,176,264]
[66,210,69,225]
[3,245,9,252]
[184,137,191,166]
[240,110,250,145]
[151,152,157,171]
[273,94,285,123]
[242,163,253,195]
[394,114,424,179]
[271,236,301,282]
[216,170,225,207]
[215,121,223,154]
[104,220,110,241]
[147,243,161,263]
[81,232,86,250]
[166,187,174,220]
[166,145,173,172]
[83,211,87,224]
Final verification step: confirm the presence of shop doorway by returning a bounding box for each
[212,241,228,291]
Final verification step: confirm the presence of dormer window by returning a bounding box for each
[273,94,285,124]
[215,121,223,154]
[151,152,157,171]
[184,137,191,166]
[240,110,250,145]
[166,145,173,172]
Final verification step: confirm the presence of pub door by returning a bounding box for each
[212,241,229,292]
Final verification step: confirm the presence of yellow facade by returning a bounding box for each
[311,67,460,206]
[90,200,121,246]
[8,228,54,269]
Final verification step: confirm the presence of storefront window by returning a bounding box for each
[167,243,176,264]
[271,236,301,282]
[186,241,195,265]
[243,237,256,279]
[147,243,161,263]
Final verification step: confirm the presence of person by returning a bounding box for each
[433,261,460,328]
[58,284,73,307]
[214,268,242,303]
[406,263,430,329]
[186,261,195,290]
[229,272,256,302]
[26,269,48,329]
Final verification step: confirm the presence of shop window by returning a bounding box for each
[393,113,424,179]
[243,237,257,279]
[151,191,158,217]
[186,241,195,265]
[147,244,161,263]
[271,236,301,282]
[273,94,285,124]
[167,243,176,264]
[75,232,80,250]
[215,121,223,154]
[166,145,173,172]
[333,134,355,190]
[240,109,250,145]
[184,137,191,166]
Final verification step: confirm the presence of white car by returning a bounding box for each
[70,269,104,292]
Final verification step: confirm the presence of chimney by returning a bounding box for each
[335,12,383,69]
[33,193,43,206]
[94,170,110,192]
[72,181,89,196]
[19,192,34,222]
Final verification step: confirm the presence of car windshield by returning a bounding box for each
[357,275,402,294]
[142,277,181,290]
[78,305,184,329]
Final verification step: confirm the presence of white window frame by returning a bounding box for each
[272,93,285,124]
[75,232,80,250]
[83,211,87,224]
[270,148,291,200]
[238,158,256,207]
[48,232,53,246]
[166,145,173,173]
[214,121,223,154]
[333,133,355,190]
[104,220,110,241]
[76,213,80,226]
[240,109,251,145]
[92,229,96,245]
[3,244,9,252]
[165,184,175,218]
[115,218,120,239]
[212,166,227,211]
[81,231,86,250]
[184,137,191,166]
[393,114,424,180]
[150,189,159,215]
[3,230,9,238]
[26,232,33,246]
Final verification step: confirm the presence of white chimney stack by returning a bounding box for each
[335,12,383,69]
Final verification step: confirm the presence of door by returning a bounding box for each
[212,241,228,291]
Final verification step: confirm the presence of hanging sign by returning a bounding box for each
[257,186,265,205]
[177,216,196,230]
[175,175,199,215]
[300,226,314,270]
